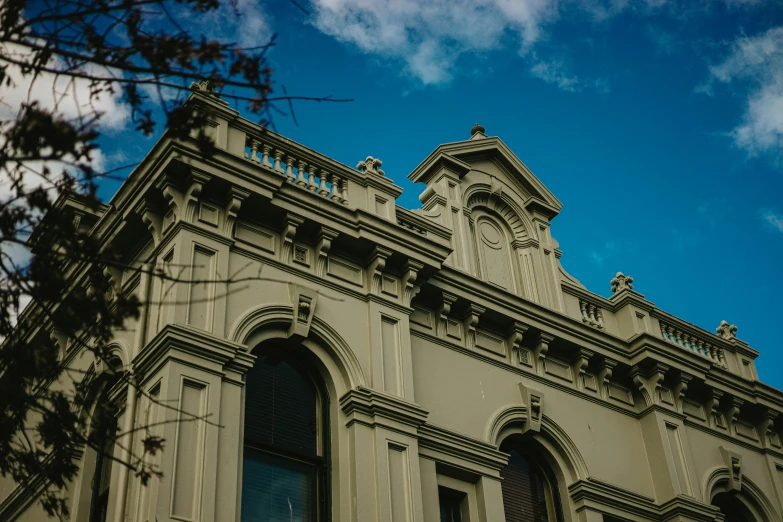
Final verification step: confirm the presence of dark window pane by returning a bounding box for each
[438,487,464,522]
[500,448,559,522]
[244,359,318,457]
[241,447,316,522]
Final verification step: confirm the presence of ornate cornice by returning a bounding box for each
[339,387,428,435]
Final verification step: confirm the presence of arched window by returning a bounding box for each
[241,343,328,522]
[712,492,755,522]
[499,437,564,522]
[88,421,116,522]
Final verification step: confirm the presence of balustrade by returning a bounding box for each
[579,299,604,329]
[659,322,727,367]
[245,136,349,205]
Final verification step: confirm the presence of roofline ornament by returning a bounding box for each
[716,320,738,340]
[610,272,634,293]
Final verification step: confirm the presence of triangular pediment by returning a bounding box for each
[408,135,562,219]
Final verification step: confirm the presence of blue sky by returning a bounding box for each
[99,0,783,389]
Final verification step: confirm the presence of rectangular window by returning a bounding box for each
[438,486,466,522]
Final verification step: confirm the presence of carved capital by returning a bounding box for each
[400,260,424,307]
[281,213,304,264]
[315,227,339,278]
[367,246,393,295]
[518,383,545,434]
[224,186,251,238]
[437,292,458,337]
[462,303,486,349]
[507,322,530,366]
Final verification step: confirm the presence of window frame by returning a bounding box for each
[499,437,564,522]
[240,351,331,522]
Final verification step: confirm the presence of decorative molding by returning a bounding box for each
[724,396,744,435]
[339,387,428,435]
[184,171,210,223]
[757,409,780,449]
[135,198,162,246]
[706,388,727,430]
[418,422,509,473]
[572,348,594,392]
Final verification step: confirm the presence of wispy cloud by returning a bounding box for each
[646,25,678,55]
[702,26,783,156]
[308,0,662,88]
[762,209,783,233]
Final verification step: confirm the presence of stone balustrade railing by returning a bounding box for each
[659,321,727,367]
[579,299,604,330]
[245,135,349,205]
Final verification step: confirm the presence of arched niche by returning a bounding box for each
[486,406,589,522]
[705,469,779,522]
[464,187,534,242]
[473,212,518,293]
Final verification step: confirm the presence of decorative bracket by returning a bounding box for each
[400,260,424,307]
[224,186,251,238]
[724,396,744,435]
[533,332,555,376]
[705,388,726,430]
[135,199,162,246]
[519,383,545,434]
[281,213,305,264]
[315,227,339,278]
[185,171,210,223]
[630,363,669,407]
[288,284,319,340]
[155,177,182,234]
[367,246,393,295]
[507,321,530,366]
[597,359,618,401]
[437,292,458,337]
[462,303,486,349]
[719,446,743,491]
[673,373,693,413]
[572,348,594,392]
[757,410,781,449]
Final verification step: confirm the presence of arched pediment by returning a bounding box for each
[704,468,780,521]
[464,185,533,241]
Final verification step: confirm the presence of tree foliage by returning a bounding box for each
[0,0,339,517]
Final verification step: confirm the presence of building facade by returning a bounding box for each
[2,88,783,522]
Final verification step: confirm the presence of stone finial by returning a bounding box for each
[189,79,215,92]
[470,122,486,136]
[610,272,634,293]
[356,156,384,176]
[716,320,738,340]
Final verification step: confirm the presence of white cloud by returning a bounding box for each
[705,26,783,155]
[0,43,129,131]
[762,210,783,233]
[308,0,648,87]
[175,0,273,49]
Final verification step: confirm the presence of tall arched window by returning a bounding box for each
[241,343,328,522]
[499,437,564,522]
